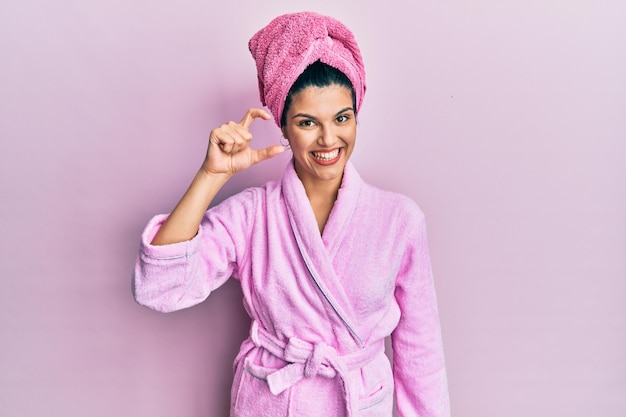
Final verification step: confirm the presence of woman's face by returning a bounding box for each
[281,84,356,188]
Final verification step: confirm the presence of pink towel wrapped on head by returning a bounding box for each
[249,11,366,127]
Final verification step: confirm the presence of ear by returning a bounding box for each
[281,126,287,139]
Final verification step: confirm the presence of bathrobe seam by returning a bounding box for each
[234,188,258,278]
[141,252,191,261]
[177,251,202,309]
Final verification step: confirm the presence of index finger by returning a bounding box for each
[239,108,272,130]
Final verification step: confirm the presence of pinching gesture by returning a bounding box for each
[202,108,285,177]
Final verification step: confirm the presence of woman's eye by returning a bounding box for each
[336,114,350,123]
[298,120,315,127]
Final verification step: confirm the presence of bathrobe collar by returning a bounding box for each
[281,159,363,253]
[281,159,364,346]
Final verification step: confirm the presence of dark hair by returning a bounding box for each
[280,60,357,126]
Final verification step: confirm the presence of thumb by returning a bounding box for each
[251,145,285,165]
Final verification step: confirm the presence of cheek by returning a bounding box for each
[289,133,316,150]
[343,126,357,144]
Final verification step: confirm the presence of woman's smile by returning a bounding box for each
[311,148,341,164]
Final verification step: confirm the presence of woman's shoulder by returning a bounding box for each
[210,178,281,211]
[360,181,425,222]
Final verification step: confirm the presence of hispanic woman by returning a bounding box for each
[133,11,450,417]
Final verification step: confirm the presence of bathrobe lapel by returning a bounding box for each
[281,160,364,347]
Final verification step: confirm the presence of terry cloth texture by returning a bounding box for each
[133,161,450,416]
[249,11,366,127]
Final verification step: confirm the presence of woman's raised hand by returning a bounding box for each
[150,108,284,246]
[202,108,284,177]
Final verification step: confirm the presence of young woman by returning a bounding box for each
[134,11,450,417]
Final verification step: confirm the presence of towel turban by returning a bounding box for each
[249,11,366,127]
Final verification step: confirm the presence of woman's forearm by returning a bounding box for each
[150,170,230,245]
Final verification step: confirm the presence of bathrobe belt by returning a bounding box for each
[250,320,385,416]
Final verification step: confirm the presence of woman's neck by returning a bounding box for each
[297,172,342,235]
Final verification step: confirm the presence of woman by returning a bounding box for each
[134,11,450,417]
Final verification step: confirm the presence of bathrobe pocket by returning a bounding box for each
[231,357,289,417]
[356,354,394,415]
[357,382,393,414]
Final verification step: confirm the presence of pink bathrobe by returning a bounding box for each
[133,161,450,417]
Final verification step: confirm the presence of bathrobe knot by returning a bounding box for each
[250,320,385,416]
[284,338,333,379]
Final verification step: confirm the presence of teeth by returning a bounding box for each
[312,149,339,161]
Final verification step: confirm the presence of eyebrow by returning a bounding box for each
[291,107,355,120]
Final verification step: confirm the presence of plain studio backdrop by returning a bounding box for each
[1,1,624,416]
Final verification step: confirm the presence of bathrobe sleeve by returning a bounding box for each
[392,209,450,417]
[133,189,257,313]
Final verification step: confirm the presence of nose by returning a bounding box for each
[317,125,338,147]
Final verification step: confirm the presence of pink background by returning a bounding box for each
[1,1,624,416]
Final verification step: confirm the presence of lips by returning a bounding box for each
[310,148,342,165]
[312,149,339,161]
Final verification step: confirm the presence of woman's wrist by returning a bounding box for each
[196,165,232,186]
